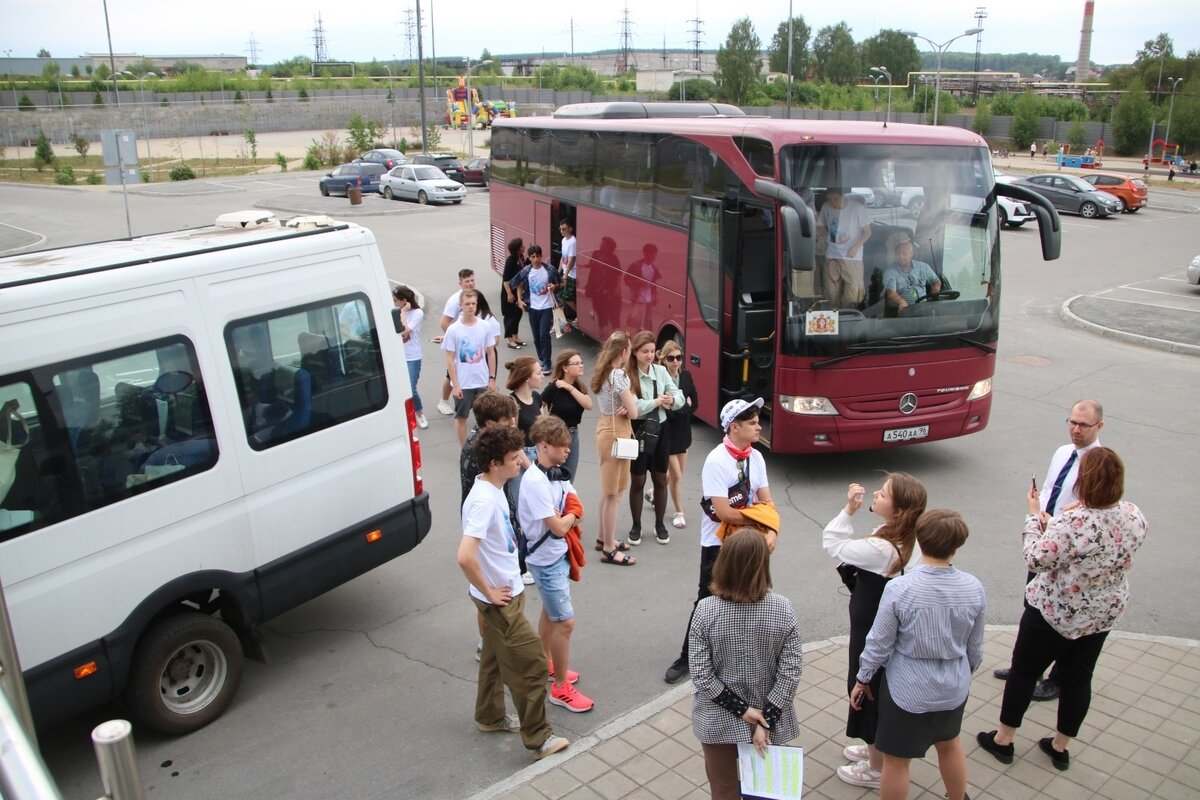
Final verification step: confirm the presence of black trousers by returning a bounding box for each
[1000,604,1109,738]
[677,545,722,663]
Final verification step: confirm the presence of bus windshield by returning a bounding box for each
[779,143,999,359]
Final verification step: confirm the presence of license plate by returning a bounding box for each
[883,425,929,443]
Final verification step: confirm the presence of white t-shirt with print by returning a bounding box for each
[442,318,493,390]
[518,465,573,567]
[462,477,524,604]
[561,235,577,279]
[700,445,769,548]
[818,200,870,261]
[442,289,463,322]
[527,265,555,311]
[402,307,424,362]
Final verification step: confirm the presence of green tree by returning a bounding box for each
[990,93,1015,116]
[668,78,717,101]
[346,113,383,153]
[18,94,34,110]
[1067,119,1088,150]
[715,17,762,105]
[33,130,55,171]
[95,63,111,81]
[812,23,860,85]
[1011,91,1042,150]
[477,50,503,76]
[41,61,61,91]
[72,133,90,159]
[269,55,313,78]
[767,17,810,77]
[859,29,920,86]
[70,65,80,77]
[1112,77,1152,155]
[37,48,51,58]
[972,101,992,136]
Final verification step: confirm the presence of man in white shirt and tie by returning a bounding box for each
[994,399,1104,701]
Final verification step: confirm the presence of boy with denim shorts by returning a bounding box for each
[518,416,594,713]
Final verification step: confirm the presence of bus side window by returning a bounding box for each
[227,294,388,450]
[1,382,46,534]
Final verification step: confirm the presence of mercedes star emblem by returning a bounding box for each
[899,393,918,415]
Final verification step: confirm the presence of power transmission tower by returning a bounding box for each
[614,3,633,74]
[246,33,263,67]
[312,13,329,65]
[687,3,704,72]
[402,7,416,66]
[973,6,987,102]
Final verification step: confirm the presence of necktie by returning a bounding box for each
[1044,450,1078,516]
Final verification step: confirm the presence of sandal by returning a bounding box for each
[506,341,523,349]
[514,339,528,346]
[595,538,630,552]
[601,549,636,566]
[673,512,686,529]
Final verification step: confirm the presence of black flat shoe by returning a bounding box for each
[976,730,1014,765]
[1038,737,1070,771]
[1032,678,1061,701]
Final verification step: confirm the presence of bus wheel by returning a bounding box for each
[126,612,244,735]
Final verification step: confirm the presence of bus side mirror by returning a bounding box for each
[780,205,815,272]
[996,182,1061,262]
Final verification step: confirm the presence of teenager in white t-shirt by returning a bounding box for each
[443,289,497,446]
[518,416,593,713]
[816,188,872,308]
[664,397,773,685]
[392,284,427,429]
[434,269,477,416]
[457,425,569,760]
[558,220,578,325]
[515,244,558,375]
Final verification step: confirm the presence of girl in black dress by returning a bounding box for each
[500,237,527,349]
[659,340,697,529]
[821,473,928,789]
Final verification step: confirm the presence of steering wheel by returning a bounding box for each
[915,290,960,303]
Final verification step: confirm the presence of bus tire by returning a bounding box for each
[126,612,244,735]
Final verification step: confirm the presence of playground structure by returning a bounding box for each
[1149,138,1183,167]
[446,76,516,129]
[1056,142,1103,169]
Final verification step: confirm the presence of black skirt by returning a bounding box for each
[874,673,966,758]
[846,567,891,743]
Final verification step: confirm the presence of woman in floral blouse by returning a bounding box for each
[978,447,1147,772]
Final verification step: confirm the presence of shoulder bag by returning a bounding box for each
[609,372,639,460]
[634,374,661,454]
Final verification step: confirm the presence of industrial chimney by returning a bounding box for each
[1075,1,1095,85]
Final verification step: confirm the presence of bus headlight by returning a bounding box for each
[779,395,839,415]
[966,379,992,401]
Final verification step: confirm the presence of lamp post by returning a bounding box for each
[383,64,396,148]
[673,67,697,102]
[871,74,885,117]
[903,27,984,125]
[1146,45,1165,161]
[870,66,893,127]
[463,57,492,158]
[125,71,159,180]
[1164,76,1183,152]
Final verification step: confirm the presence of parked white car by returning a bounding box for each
[379,165,467,205]
[1187,254,1200,286]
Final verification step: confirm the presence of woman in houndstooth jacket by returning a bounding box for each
[689,529,804,800]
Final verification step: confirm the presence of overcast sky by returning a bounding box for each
[3,0,1195,67]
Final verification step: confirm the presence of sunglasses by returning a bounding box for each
[664,354,683,362]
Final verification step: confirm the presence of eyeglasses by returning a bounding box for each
[567,360,584,367]
[664,354,683,362]
[1066,419,1099,429]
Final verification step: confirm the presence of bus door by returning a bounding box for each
[684,198,723,430]
[727,202,778,444]
[534,200,552,252]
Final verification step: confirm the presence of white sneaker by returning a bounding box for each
[521,571,535,585]
[416,413,428,429]
[643,487,654,503]
[534,734,570,760]
[843,743,869,762]
[475,636,483,662]
[436,398,454,416]
[836,760,882,788]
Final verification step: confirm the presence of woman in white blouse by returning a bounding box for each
[823,473,927,790]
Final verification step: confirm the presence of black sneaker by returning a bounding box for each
[628,526,642,545]
[664,656,689,684]
[655,524,670,544]
[1032,678,1061,701]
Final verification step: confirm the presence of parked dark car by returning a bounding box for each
[409,153,466,183]
[319,163,386,197]
[461,157,490,186]
[355,149,408,170]
[1013,173,1123,218]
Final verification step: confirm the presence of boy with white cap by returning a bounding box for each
[663,397,775,684]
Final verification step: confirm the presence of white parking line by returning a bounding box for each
[1115,285,1197,298]
[1089,295,1200,314]
[0,221,47,254]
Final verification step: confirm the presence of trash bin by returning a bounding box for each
[347,185,363,205]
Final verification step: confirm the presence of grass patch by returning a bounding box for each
[0,154,282,185]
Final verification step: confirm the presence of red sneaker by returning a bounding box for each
[548,682,594,713]
[547,661,579,685]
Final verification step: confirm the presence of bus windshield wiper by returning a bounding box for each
[890,332,996,355]
[813,334,995,369]
[812,342,909,369]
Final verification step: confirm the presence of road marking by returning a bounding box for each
[1086,294,1200,314]
[0,221,47,254]
[1116,285,1199,299]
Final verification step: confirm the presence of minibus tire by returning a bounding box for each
[126,612,245,735]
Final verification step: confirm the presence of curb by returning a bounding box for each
[1059,295,1200,357]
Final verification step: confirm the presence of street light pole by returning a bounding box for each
[136,72,158,180]
[871,74,884,118]
[870,66,893,127]
[903,28,984,125]
[464,57,492,158]
[1164,76,1183,152]
[383,65,396,148]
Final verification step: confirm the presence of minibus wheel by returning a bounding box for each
[126,612,245,735]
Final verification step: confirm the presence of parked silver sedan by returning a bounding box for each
[379,165,467,205]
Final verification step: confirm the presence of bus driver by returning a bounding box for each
[882,239,941,314]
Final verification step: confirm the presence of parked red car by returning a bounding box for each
[461,157,490,186]
[1080,172,1148,213]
